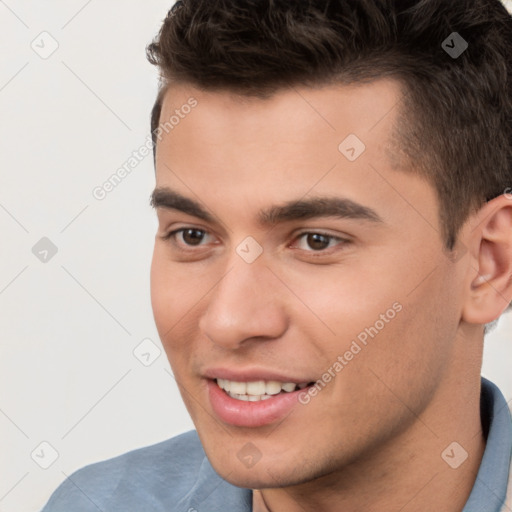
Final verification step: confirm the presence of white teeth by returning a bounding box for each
[229,392,249,401]
[216,378,310,401]
[227,391,273,401]
[265,381,282,395]
[246,381,266,395]
[229,381,247,394]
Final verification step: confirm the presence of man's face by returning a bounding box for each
[150,80,465,488]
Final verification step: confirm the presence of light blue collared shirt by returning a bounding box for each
[41,377,512,512]
[463,378,512,511]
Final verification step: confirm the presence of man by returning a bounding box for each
[42,0,512,511]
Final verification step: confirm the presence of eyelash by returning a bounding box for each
[161,227,350,256]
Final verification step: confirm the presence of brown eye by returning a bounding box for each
[180,228,206,246]
[305,233,331,251]
[292,231,349,255]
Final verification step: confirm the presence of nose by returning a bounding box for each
[198,257,288,350]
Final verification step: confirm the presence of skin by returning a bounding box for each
[150,79,512,512]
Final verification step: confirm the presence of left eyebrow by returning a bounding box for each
[258,196,383,226]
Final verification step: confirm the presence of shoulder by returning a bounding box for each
[41,430,207,511]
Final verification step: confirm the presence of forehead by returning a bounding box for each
[155,78,404,179]
[153,79,438,236]
[158,78,404,147]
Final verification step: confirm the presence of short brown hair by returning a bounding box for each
[146,0,512,251]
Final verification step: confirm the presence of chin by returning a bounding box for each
[215,464,308,490]
[205,446,327,490]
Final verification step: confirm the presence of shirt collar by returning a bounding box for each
[462,377,512,512]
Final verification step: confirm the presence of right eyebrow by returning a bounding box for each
[150,187,216,223]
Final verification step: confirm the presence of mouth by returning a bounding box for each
[215,378,314,401]
[204,371,318,427]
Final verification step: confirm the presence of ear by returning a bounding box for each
[462,194,512,325]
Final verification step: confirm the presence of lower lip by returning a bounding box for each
[207,380,309,428]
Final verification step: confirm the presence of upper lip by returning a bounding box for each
[202,367,314,383]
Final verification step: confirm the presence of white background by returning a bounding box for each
[0,1,510,511]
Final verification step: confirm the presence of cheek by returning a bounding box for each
[150,248,171,330]
[150,246,215,374]
[287,252,457,384]
[278,262,401,344]
[352,265,460,401]
[149,247,195,355]
[150,246,199,331]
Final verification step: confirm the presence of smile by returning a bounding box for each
[216,379,311,401]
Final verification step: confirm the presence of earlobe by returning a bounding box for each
[462,195,512,325]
